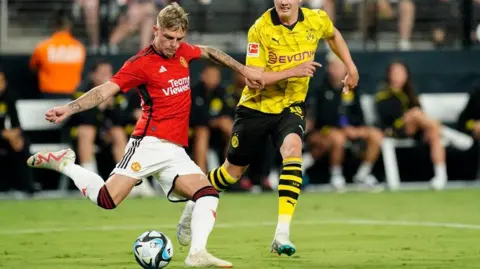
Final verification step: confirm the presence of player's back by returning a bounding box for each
[239,7,335,114]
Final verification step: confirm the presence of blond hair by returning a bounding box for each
[157,3,189,31]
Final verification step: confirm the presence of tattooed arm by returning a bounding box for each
[198,46,264,88]
[67,81,121,114]
[45,81,121,124]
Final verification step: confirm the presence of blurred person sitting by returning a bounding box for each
[457,82,480,139]
[108,0,157,54]
[0,70,37,196]
[376,0,415,50]
[30,10,86,99]
[189,63,234,173]
[305,53,384,192]
[68,60,127,175]
[375,61,447,190]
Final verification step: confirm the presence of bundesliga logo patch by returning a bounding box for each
[247,43,260,57]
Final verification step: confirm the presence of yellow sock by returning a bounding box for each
[277,157,302,234]
[207,165,238,192]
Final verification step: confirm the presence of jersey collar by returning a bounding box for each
[270,8,305,31]
[150,44,170,59]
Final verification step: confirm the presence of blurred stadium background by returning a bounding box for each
[1,1,480,269]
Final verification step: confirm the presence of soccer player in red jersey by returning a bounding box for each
[26,3,263,268]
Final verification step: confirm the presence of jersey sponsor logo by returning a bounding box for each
[247,43,260,57]
[162,76,191,96]
[268,50,315,64]
[180,56,188,68]
[47,45,83,63]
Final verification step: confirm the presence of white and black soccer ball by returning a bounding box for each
[133,230,174,269]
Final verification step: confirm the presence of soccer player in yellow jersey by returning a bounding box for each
[178,0,359,257]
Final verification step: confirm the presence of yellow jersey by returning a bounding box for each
[239,7,335,114]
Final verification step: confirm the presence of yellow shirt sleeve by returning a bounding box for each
[245,24,268,68]
[316,9,335,39]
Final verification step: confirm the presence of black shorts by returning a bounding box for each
[227,103,306,166]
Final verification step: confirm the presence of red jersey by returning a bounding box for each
[110,43,201,146]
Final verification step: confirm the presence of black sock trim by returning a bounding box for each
[192,186,219,201]
[97,185,116,210]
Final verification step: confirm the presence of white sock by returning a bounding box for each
[434,163,447,179]
[180,200,196,224]
[275,216,290,236]
[330,166,343,176]
[61,163,105,205]
[355,162,373,179]
[81,161,98,174]
[302,152,315,174]
[189,196,218,255]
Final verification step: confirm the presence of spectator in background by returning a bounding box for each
[0,70,37,196]
[376,0,415,50]
[375,61,447,190]
[73,0,100,54]
[427,0,457,48]
[108,0,157,54]
[68,60,127,175]
[457,82,480,138]
[189,64,234,173]
[29,10,86,98]
[305,53,383,192]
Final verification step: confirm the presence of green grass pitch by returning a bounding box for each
[1,189,480,268]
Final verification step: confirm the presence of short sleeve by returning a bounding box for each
[181,42,202,62]
[316,9,335,39]
[110,57,147,93]
[245,24,268,68]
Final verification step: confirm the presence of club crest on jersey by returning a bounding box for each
[131,162,141,172]
[231,133,239,148]
[180,56,188,68]
[247,43,259,57]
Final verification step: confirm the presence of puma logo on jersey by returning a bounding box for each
[272,37,280,44]
[159,66,167,73]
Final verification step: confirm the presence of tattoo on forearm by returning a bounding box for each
[67,86,105,114]
[200,46,244,74]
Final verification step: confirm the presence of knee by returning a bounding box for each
[330,131,346,148]
[368,128,384,145]
[280,133,303,158]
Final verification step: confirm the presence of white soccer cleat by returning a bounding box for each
[184,249,233,268]
[271,233,296,256]
[330,175,347,193]
[27,149,76,172]
[430,176,447,191]
[177,202,194,246]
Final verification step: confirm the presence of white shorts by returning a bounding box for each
[111,136,204,202]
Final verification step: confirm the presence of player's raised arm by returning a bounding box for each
[325,27,359,91]
[197,45,264,88]
[45,81,121,124]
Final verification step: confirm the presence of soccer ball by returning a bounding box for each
[133,230,174,269]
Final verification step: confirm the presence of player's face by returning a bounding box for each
[389,63,408,89]
[91,63,113,87]
[201,67,221,90]
[327,59,347,85]
[153,25,185,58]
[274,0,301,20]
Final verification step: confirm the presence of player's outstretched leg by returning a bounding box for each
[272,133,304,256]
[27,149,130,210]
[174,174,232,268]
[177,163,242,247]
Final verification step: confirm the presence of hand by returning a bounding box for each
[45,105,72,124]
[290,61,322,78]
[243,67,264,89]
[342,67,359,93]
[2,129,20,141]
[245,78,262,89]
[10,136,24,152]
